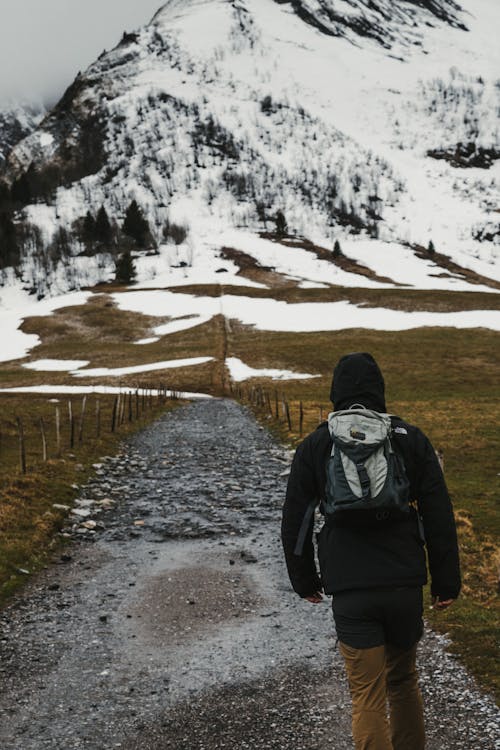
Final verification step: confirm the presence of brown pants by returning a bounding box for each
[339,642,425,750]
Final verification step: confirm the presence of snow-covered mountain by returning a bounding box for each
[0,0,499,296]
[0,102,44,165]
[274,0,468,46]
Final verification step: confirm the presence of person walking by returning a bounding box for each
[281,352,461,750]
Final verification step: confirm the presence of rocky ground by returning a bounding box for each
[0,399,498,749]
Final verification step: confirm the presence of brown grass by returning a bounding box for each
[0,391,181,604]
[225,322,500,702]
[171,283,500,312]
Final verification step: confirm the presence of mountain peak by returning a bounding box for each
[152,0,238,27]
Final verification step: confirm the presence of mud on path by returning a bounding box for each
[0,400,498,750]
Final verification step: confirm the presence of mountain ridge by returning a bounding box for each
[0,0,498,297]
[274,0,468,46]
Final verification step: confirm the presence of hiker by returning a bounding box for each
[281,352,461,750]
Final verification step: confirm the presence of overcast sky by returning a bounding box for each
[0,0,165,107]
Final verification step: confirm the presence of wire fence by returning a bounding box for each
[229,381,326,437]
[0,386,180,476]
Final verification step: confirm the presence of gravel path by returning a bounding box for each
[0,399,498,749]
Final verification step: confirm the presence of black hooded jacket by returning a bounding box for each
[281,353,461,600]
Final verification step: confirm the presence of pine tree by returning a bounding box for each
[122,200,149,248]
[10,172,31,206]
[95,205,113,244]
[115,250,136,284]
[81,211,96,244]
[333,239,342,258]
[428,240,435,255]
[0,213,19,269]
[275,209,287,238]
[49,227,72,262]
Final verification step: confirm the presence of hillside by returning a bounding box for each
[0,0,498,300]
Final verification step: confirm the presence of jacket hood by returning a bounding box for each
[330,352,386,412]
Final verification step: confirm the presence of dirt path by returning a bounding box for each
[0,400,498,749]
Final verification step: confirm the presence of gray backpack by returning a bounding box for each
[325,406,410,520]
[293,406,411,556]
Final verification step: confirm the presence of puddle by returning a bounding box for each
[129,563,260,644]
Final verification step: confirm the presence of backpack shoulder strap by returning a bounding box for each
[293,500,317,556]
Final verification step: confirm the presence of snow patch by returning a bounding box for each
[226,356,320,382]
[0,385,212,399]
[39,133,54,148]
[0,286,93,364]
[134,337,160,345]
[24,359,89,372]
[112,288,500,332]
[72,356,214,378]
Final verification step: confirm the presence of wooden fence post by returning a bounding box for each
[299,401,304,436]
[16,417,26,474]
[78,396,87,444]
[119,394,126,426]
[68,401,75,449]
[111,396,118,433]
[266,391,273,416]
[55,405,61,457]
[285,400,292,431]
[95,398,101,438]
[39,417,47,462]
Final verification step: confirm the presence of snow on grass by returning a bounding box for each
[132,236,267,290]
[23,359,89,372]
[0,285,93,364]
[134,337,160,345]
[340,239,497,292]
[152,314,214,337]
[226,356,319,382]
[213,229,498,292]
[112,288,500,332]
[71,356,214,378]
[215,229,388,289]
[0,385,212,399]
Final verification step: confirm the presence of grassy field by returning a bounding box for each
[0,281,498,701]
[226,321,499,702]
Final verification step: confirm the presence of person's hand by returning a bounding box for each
[304,591,324,603]
[431,596,455,610]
